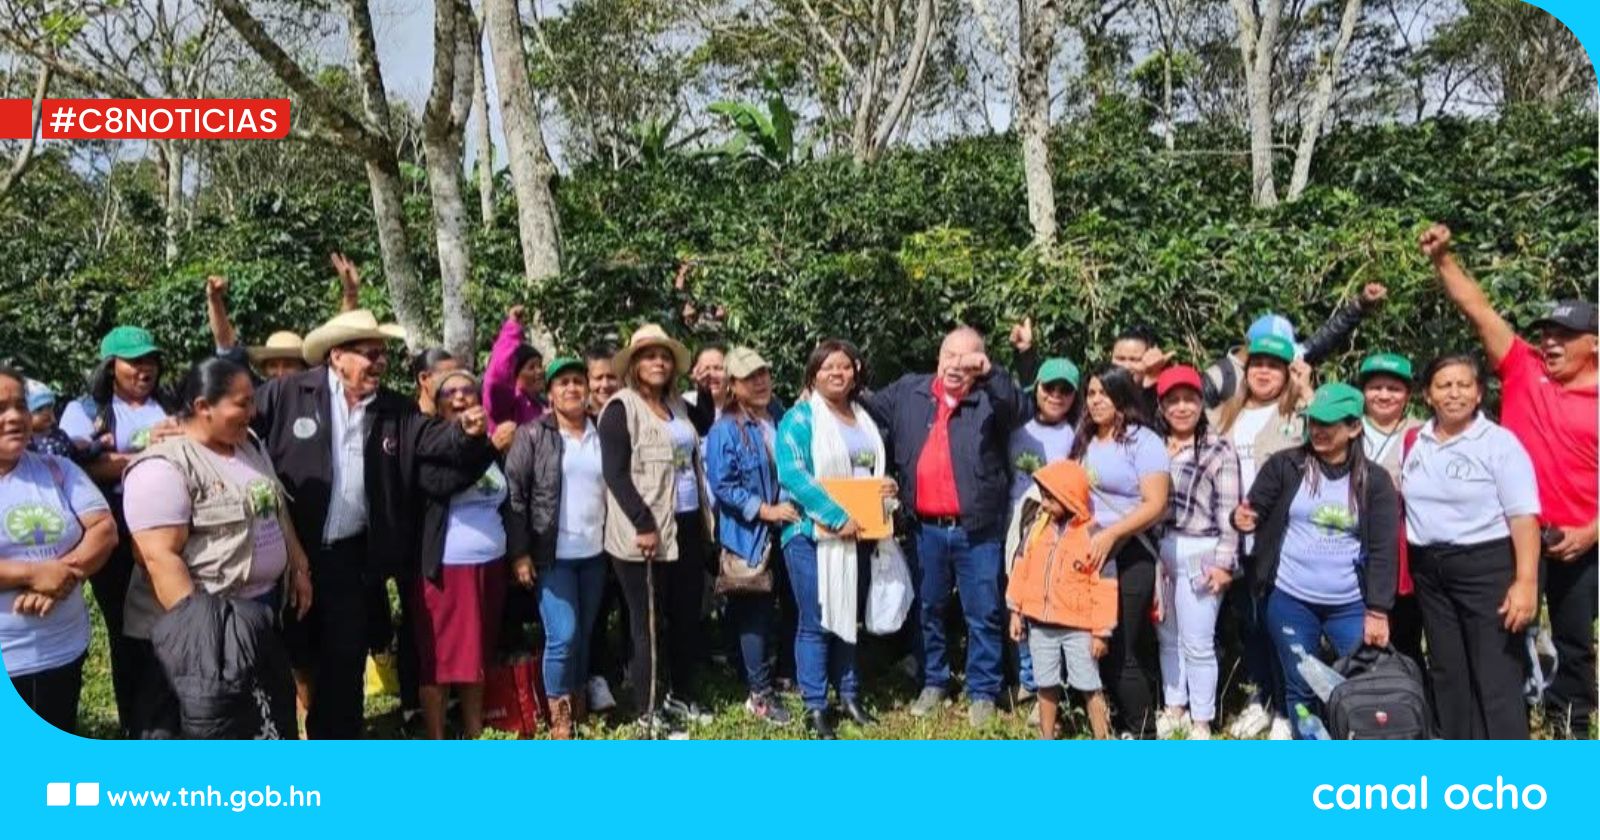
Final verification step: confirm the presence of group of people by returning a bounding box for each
[1,223,1594,741]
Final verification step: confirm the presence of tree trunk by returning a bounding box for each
[1286,0,1361,201]
[483,0,562,283]
[424,0,479,363]
[473,13,495,231]
[1017,0,1060,249]
[869,0,936,161]
[158,140,183,264]
[1230,0,1281,209]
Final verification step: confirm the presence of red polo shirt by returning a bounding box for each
[915,381,963,517]
[1497,337,1598,528]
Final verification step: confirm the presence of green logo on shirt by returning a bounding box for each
[1311,504,1357,535]
[129,426,152,452]
[476,468,504,496]
[246,479,279,519]
[5,504,66,547]
[672,445,693,471]
[1013,451,1045,475]
[1085,466,1101,489]
[852,450,877,472]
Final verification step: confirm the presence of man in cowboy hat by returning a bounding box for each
[251,306,491,739]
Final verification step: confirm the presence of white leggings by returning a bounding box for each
[1156,534,1224,723]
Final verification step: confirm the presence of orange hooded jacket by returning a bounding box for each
[1004,460,1117,634]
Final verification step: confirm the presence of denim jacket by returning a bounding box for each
[705,411,783,564]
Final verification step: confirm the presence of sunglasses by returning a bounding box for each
[1040,381,1075,396]
[339,346,388,364]
[439,385,478,401]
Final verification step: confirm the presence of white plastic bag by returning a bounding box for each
[865,539,913,635]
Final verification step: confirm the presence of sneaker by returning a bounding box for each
[1156,709,1191,740]
[908,686,948,717]
[662,696,713,726]
[1268,715,1293,741]
[969,700,997,727]
[745,693,793,727]
[1188,723,1212,741]
[586,676,618,713]
[1228,702,1272,739]
[634,712,688,740]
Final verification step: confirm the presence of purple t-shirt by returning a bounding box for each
[1080,425,1170,529]
[123,452,287,599]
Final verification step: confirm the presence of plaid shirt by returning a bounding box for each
[1165,432,1242,571]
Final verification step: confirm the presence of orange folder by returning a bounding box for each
[819,478,894,540]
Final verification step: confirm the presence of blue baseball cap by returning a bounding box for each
[1246,313,1295,345]
[24,379,56,413]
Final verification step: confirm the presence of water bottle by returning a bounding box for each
[1295,703,1331,740]
[1294,645,1347,702]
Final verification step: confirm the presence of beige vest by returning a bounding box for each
[123,435,294,639]
[602,389,713,562]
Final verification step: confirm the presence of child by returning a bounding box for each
[1005,460,1114,739]
[25,379,103,464]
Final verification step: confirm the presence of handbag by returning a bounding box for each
[715,547,773,595]
[482,654,547,737]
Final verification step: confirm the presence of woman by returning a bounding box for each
[1210,333,1312,740]
[1002,356,1080,705]
[686,344,729,420]
[1234,383,1399,739]
[584,343,621,418]
[1153,365,1241,740]
[1069,365,1171,738]
[410,348,461,416]
[598,324,716,736]
[411,370,508,740]
[484,305,545,426]
[775,339,894,739]
[1358,352,1426,668]
[0,367,117,734]
[121,356,313,738]
[58,325,179,737]
[1403,355,1540,739]
[581,342,625,711]
[506,357,609,738]
[706,347,797,727]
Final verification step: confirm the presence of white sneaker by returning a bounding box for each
[1268,714,1294,740]
[586,676,618,712]
[1228,703,1272,739]
[1188,723,1212,740]
[1156,709,1191,740]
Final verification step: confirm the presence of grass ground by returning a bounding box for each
[72,589,1585,740]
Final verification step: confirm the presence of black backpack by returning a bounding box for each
[1325,644,1432,740]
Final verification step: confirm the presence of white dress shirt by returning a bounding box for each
[323,369,375,544]
[1401,414,1541,546]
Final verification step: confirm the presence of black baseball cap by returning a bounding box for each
[1530,300,1599,334]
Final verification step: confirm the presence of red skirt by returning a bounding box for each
[411,560,507,685]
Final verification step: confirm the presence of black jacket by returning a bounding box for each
[251,366,480,580]
[414,433,502,581]
[862,370,1024,535]
[149,591,297,740]
[1246,446,1400,612]
[505,414,564,565]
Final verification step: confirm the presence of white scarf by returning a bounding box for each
[808,391,887,644]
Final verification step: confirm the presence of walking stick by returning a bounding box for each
[645,550,659,740]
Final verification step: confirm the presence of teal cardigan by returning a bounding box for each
[774,400,856,546]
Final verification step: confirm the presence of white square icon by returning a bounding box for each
[46,782,70,807]
[75,782,99,807]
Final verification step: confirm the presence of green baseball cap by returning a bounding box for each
[544,356,585,389]
[1246,334,1295,365]
[100,325,160,361]
[1358,352,1413,384]
[1030,357,1081,391]
[1303,382,1365,424]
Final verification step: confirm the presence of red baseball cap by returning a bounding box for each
[1156,364,1204,399]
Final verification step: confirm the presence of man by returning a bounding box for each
[1202,283,1388,408]
[252,308,493,738]
[866,326,1023,726]
[1422,222,1598,738]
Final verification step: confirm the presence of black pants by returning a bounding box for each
[772,546,798,683]
[587,562,630,683]
[1100,538,1158,738]
[611,514,706,713]
[1543,548,1597,738]
[89,507,143,737]
[1389,593,1425,669]
[11,654,85,734]
[283,536,370,739]
[1412,540,1529,740]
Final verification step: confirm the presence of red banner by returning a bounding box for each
[0,98,291,140]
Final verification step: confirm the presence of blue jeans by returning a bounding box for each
[908,522,1005,702]
[783,536,866,711]
[538,554,608,697]
[1265,589,1364,739]
[728,590,773,696]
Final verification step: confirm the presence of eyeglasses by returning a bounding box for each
[438,385,477,401]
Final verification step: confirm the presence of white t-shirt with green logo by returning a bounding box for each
[0,452,109,677]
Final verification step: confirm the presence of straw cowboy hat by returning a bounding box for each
[613,323,690,376]
[248,331,307,364]
[301,309,407,363]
